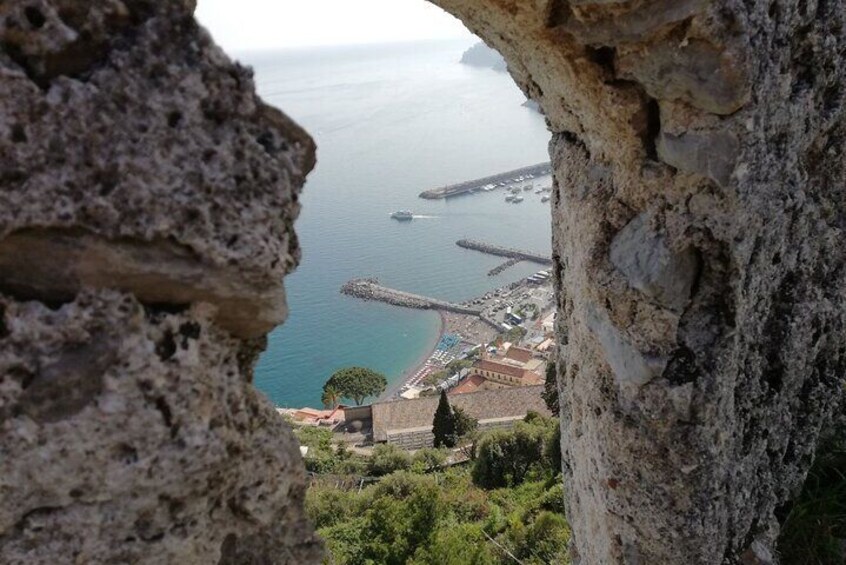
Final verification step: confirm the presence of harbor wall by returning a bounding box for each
[419,162,551,199]
[456,239,552,265]
[340,278,482,315]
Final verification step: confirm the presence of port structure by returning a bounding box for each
[456,239,552,265]
[341,278,482,315]
[418,162,551,199]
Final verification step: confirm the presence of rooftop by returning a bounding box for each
[371,385,549,442]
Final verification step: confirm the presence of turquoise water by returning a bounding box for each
[241,39,553,408]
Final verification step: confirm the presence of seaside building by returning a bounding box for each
[472,358,543,386]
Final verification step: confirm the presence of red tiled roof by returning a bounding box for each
[474,359,526,379]
[505,346,534,364]
[450,374,487,395]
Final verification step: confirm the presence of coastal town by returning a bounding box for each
[280,237,557,453]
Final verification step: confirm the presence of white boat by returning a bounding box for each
[505,194,515,202]
[513,195,524,203]
[390,210,414,221]
[523,184,533,191]
[541,195,550,203]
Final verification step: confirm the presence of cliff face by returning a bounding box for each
[432,0,846,563]
[2,1,845,564]
[0,1,320,563]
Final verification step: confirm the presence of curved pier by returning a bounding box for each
[456,239,552,265]
[419,162,551,199]
[341,278,482,315]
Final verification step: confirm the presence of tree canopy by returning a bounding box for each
[432,392,479,448]
[432,391,455,448]
[323,367,387,405]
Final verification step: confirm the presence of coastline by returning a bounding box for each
[379,311,446,401]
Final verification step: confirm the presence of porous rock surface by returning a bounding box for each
[1,1,320,563]
[430,0,846,563]
[0,0,315,338]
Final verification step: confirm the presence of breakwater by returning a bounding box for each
[418,162,552,199]
[488,258,521,276]
[456,239,552,265]
[341,278,482,315]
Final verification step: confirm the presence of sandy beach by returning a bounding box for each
[379,311,498,401]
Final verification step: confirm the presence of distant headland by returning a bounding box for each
[459,42,507,72]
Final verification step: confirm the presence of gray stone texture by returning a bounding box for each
[2,0,845,563]
[431,0,846,563]
[609,210,700,311]
[1,0,320,563]
[0,0,315,338]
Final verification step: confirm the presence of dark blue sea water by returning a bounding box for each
[240,39,552,408]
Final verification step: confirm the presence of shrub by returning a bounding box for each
[368,444,412,477]
[306,486,361,530]
[362,472,442,564]
[472,422,550,489]
[778,438,846,564]
[412,447,448,472]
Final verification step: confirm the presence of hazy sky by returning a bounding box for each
[195,0,474,52]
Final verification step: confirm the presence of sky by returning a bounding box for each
[195,0,474,52]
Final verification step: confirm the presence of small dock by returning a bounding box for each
[341,278,482,315]
[456,239,552,265]
[418,162,552,200]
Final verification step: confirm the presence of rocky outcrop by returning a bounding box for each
[459,40,507,71]
[3,0,845,563]
[431,0,846,563]
[0,1,320,563]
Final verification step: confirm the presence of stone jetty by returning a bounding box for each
[488,258,521,276]
[341,278,482,315]
[456,239,552,265]
[419,162,551,199]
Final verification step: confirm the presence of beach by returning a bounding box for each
[379,311,498,401]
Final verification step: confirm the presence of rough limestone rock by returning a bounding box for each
[0,0,315,338]
[430,0,846,563]
[0,1,320,563]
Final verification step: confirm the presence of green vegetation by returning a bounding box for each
[500,326,527,344]
[323,366,387,405]
[310,469,570,564]
[432,391,479,448]
[473,413,559,489]
[368,444,413,476]
[321,386,340,409]
[422,369,449,387]
[516,303,540,320]
[304,413,568,564]
[294,426,367,475]
[433,391,455,448]
[446,358,474,373]
[777,437,846,564]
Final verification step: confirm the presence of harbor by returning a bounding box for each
[341,269,556,401]
[418,162,552,199]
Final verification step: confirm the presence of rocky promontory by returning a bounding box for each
[459,42,507,72]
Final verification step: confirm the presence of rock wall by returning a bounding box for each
[0,1,320,563]
[3,0,845,563]
[430,0,846,563]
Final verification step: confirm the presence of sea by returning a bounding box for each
[239,39,553,408]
